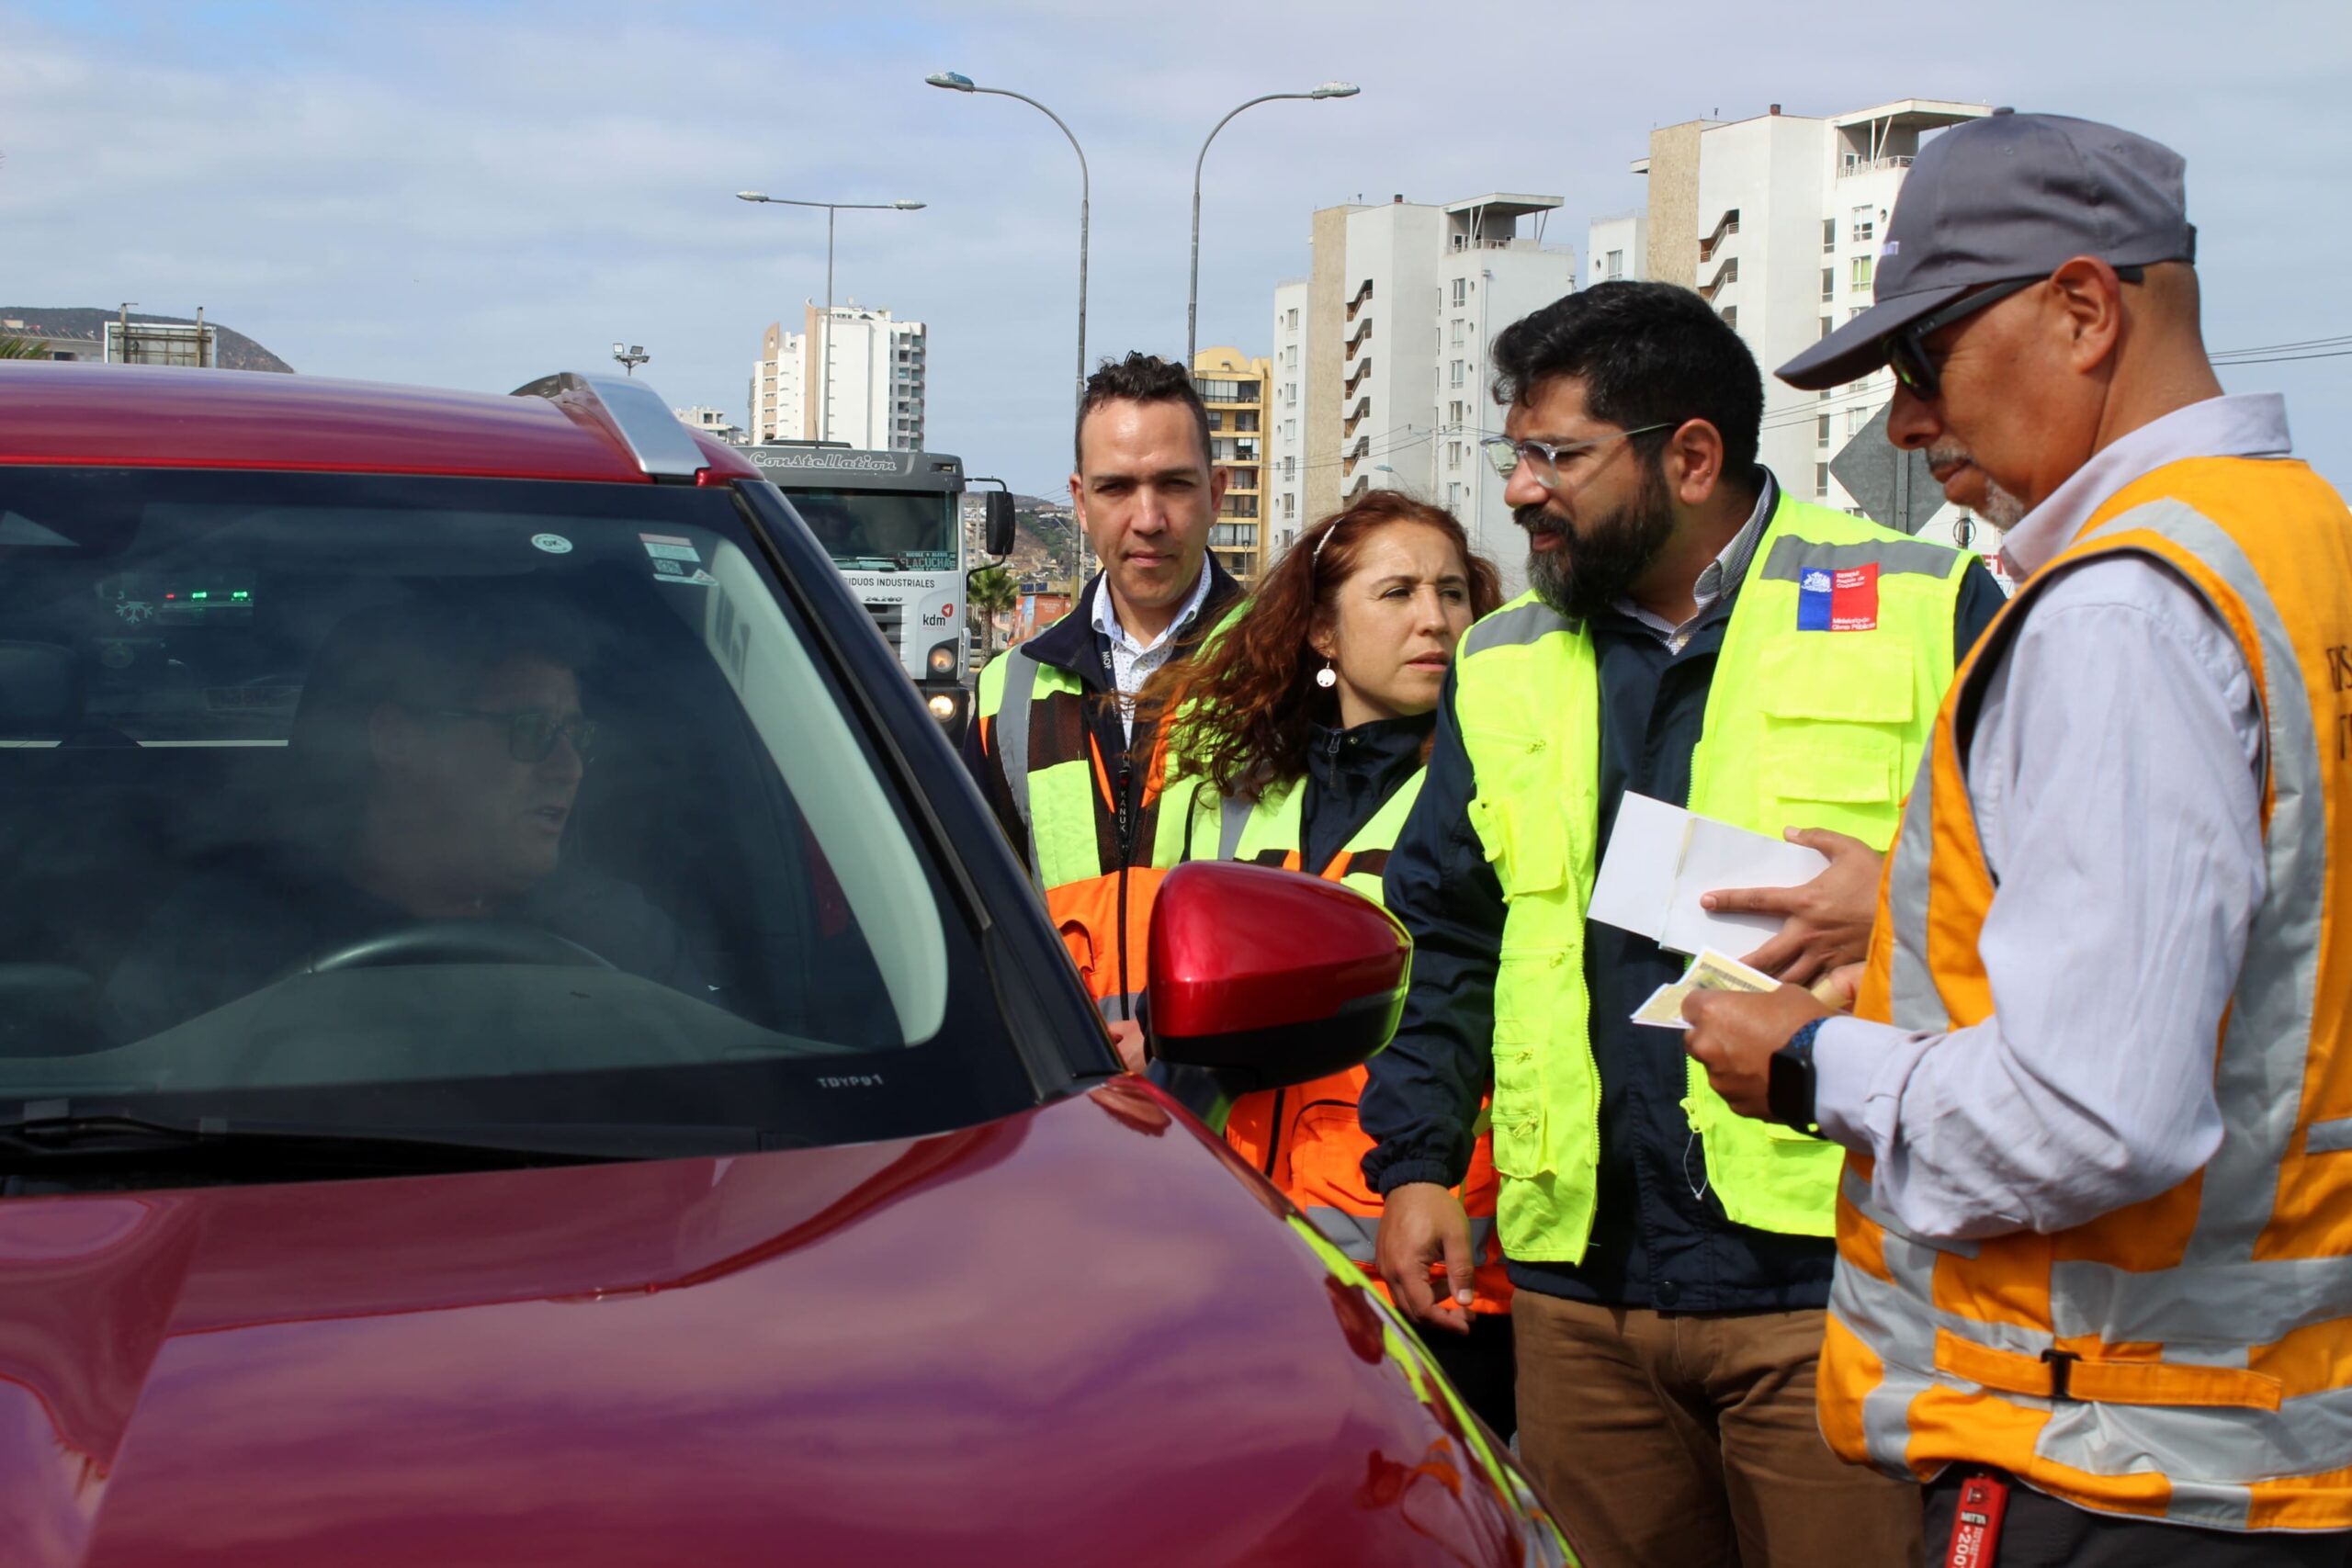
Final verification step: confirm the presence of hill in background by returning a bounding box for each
[0,308,294,373]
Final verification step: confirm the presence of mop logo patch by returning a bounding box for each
[1797,562,1879,631]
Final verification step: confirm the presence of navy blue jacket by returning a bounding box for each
[1360,558,2006,1312]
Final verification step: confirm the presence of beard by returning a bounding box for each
[1523,462,1676,623]
[1925,443,2030,530]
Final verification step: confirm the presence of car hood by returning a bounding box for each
[0,1082,1568,1566]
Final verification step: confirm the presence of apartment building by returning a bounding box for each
[1192,345,1272,583]
[1266,279,1309,562]
[1268,194,1577,600]
[673,405,743,443]
[749,304,927,449]
[1590,99,1994,553]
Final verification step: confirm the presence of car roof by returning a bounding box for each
[0,362,761,485]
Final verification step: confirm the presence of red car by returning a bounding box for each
[0,363,1578,1565]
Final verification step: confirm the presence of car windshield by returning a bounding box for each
[781,488,957,570]
[0,467,1034,1175]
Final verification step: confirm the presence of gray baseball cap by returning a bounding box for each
[1776,109,2196,390]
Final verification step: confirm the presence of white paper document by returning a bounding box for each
[1588,792,1828,959]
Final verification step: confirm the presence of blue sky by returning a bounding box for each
[6,0,2347,496]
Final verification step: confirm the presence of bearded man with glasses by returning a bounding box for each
[1362,280,2006,1563]
[101,594,703,1041]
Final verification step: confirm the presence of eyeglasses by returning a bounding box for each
[1478,422,1680,491]
[1885,267,2143,401]
[424,708,598,764]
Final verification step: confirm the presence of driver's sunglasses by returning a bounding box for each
[1479,422,1680,491]
[425,708,598,764]
[1885,266,2144,400]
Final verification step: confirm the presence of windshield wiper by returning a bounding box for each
[0,1111,763,1170]
[833,553,911,571]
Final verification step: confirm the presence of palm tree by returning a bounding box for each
[967,565,1021,660]
[0,334,49,361]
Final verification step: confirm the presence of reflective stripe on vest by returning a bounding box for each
[991,649,1047,894]
[1825,457,2352,1532]
[1456,490,1971,1263]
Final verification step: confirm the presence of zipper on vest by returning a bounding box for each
[1114,753,1135,1021]
[1262,1088,1286,1179]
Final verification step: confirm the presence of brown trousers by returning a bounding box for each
[1513,1292,1919,1567]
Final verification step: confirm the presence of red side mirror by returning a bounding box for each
[1146,862,1411,1089]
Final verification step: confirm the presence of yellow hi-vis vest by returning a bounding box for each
[1453,490,1971,1262]
[1822,457,2352,1533]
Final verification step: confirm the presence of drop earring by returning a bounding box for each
[1315,660,1338,690]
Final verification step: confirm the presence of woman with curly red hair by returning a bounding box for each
[1144,489,1516,1436]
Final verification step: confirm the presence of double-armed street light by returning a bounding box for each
[736,191,925,445]
[1188,84,1359,367]
[611,343,650,376]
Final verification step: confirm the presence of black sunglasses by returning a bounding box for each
[1885,266,2144,400]
[424,707,598,764]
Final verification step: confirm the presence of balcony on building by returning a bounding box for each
[1832,99,1989,178]
[1442,193,1570,254]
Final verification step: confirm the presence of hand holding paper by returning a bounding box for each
[1588,793,1829,962]
[1632,949,1779,1031]
[1702,827,1885,984]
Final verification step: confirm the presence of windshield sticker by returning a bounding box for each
[654,566,718,589]
[530,533,573,555]
[639,533,702,563]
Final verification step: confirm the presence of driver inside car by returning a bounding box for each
[100,593,707,1041]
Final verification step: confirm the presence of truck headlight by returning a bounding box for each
[927,693,959,721]
[927,638,958,677]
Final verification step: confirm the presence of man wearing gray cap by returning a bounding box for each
[1680,110,2352,1563]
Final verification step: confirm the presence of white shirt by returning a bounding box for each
[1091,563,1215,741]
[1616,469,1779,651]
[1812,393,2290,1241]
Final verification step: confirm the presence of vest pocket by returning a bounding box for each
[1490,946,1583,1180]
[1756,637,1917,723]
[1464,729,1578,899]
[1487,1033,1547,1179]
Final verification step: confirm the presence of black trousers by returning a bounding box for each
[1423,1311,1516,1443]
[1923,1471,2352,1567]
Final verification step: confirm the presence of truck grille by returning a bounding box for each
[862,599,905,652]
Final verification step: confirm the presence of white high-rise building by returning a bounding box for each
[749,304,927,449]
[1267,278,1309,562]
[1274,194,1577,601]
[1588,99,1996,558]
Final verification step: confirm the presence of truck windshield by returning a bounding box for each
[786,489,956,571]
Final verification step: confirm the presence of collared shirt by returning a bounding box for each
[1616,470,1778,650]
[1813,393,2288,1241]
[1091,562,1215,741]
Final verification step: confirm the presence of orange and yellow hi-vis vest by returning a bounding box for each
[1190,773,1512,1315]
[1821,456,2352,1532]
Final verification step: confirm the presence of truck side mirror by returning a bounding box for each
[1145,863,1409,1132]
[983,491,1017,558]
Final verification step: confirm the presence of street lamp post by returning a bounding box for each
[1187,84,1359,368]
[736,192,924,445]
[611,343,650,377]
[926,70,1094,579]
[925,72,1090,423]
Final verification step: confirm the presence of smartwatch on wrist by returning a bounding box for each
[1768,1018,1826,1136]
